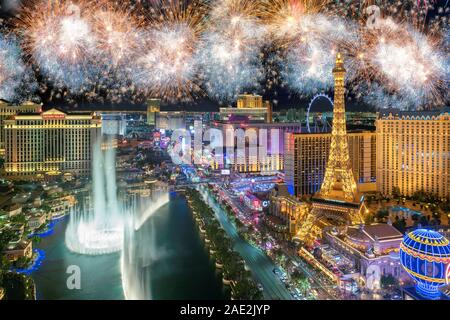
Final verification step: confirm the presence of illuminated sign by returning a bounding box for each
[221,169,231,175]
[42,114,66,120]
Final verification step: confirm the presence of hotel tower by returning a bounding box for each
[376,108,450,199]
[3,108,102,179]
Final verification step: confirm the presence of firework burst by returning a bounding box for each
[7,0,448,109]
[88,2,145,104]
[15,0,98,91]
[198,0,267,103]
[0,34,37,103]
[131,0,207,102]
[275,13,359,97]
[371,25,447,107]
[275,0,448,108]
[92,2,144,66]
[260,0,329,46]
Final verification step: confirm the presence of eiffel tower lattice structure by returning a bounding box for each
[294,53,366,245]
[319,53,358,202]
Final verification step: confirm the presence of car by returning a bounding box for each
[391,294,402,300]
[257,283,264,292]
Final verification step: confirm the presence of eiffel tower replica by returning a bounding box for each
[311,53,365,225]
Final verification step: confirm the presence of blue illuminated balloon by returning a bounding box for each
[400,229,450,300]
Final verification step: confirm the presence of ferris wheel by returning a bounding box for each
[306,93,334,133]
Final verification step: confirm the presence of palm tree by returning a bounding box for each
[232,279,262,300]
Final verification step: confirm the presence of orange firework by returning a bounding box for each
[260,0,330,46]
[145,0,207,36]
[91,1,145,66]
[132,0,209,101]
[15,0,98,64]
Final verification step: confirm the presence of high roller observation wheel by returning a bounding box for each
[306,93,334,133]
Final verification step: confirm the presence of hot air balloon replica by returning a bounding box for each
[400,229,450,299]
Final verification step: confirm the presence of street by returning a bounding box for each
[198,186,293,300]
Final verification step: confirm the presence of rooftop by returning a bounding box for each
[378,107,450,120]
[273,183,292,198]
[353,224,403,242]
[5,239,31,251]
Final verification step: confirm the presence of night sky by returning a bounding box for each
[0,1,446,112]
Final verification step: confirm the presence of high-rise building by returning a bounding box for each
[146,99,161,126]
[3,108,102,179]
[211,122,302,174]
[101,113,126,136]
[265,100,273,124]
[0,100,42,152]
[284,131,377,197]
[236,94,263,109]
[376,108,450,199]
[156,111,186,131]
[219,94,272,123]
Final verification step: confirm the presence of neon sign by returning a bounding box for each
[43,114,66,120]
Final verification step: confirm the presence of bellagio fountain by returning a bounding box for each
[65,135,169,256]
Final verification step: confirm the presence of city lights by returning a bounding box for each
[0,0,448,310]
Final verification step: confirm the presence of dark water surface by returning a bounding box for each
[31,194,225,300]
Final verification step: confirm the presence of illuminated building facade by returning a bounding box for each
[3,239,33,262]
[0,100,42,152]
[3,108,102,179]
[146,98,161,126]
[156,111,186,131]
[284,131,377,197]
[237,94,263,109]
[220,94,272,123]
[275,108,306,123]
[323,224,409,291]
[211,122,302,174]
[269,183,309,238]
[219,107,267,123]
[376,109,450,199]
[101,113,126,136]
